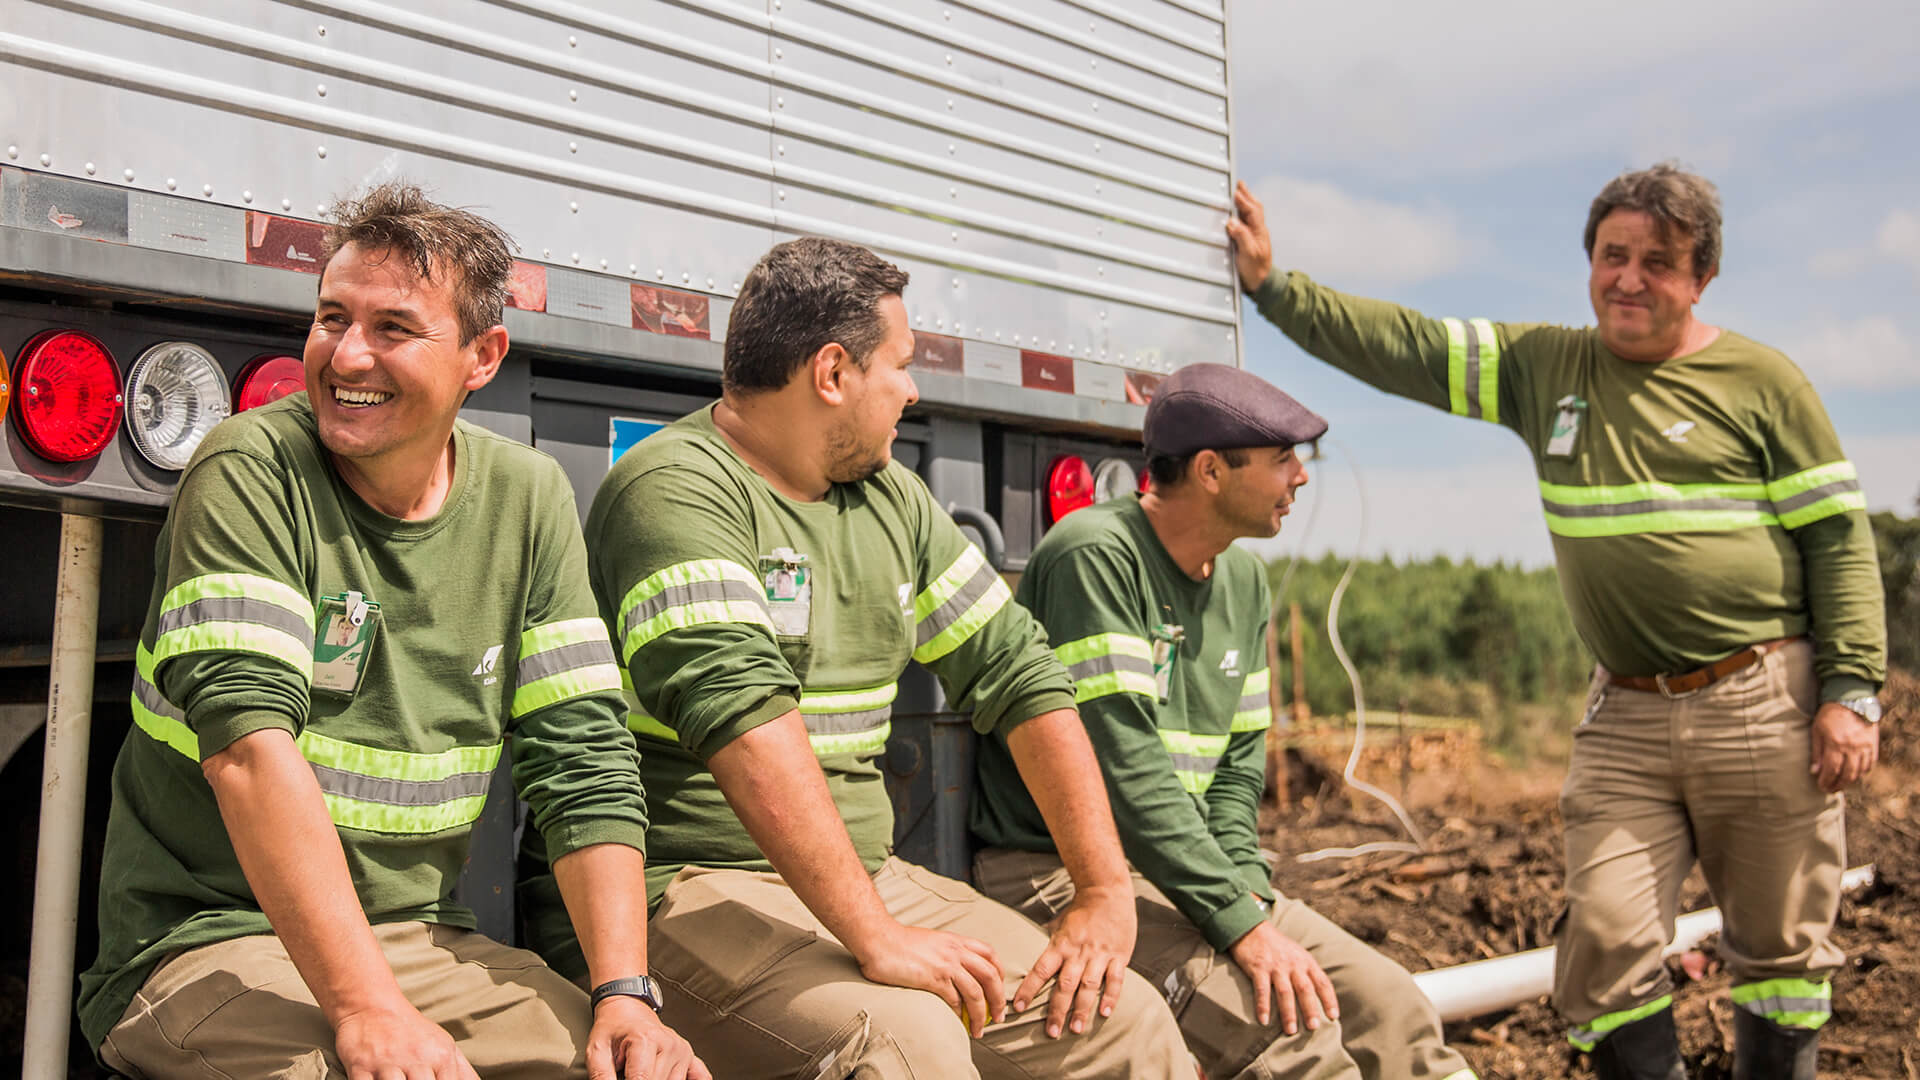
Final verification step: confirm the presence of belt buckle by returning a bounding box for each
[1654,672,1701,700]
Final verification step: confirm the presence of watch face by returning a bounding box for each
[1845,697,1883,723]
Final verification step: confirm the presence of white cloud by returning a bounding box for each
[1787,316,1920,389]
[1227,0,1920,177]
[1877,209,1920,271]
[1807,208,1920,279]
[1249,176,1469,289]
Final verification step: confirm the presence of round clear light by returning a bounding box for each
[125,341,230,469]
[1092,458,1137,503]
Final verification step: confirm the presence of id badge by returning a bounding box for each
[1546,394,1587,458]
[1151,622,1184,703]
[313,590,380,697]
[760,547,812,638]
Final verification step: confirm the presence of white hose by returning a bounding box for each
[1297,439,1425,862]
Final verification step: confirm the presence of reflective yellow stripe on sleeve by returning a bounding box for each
[154,572,315,681]
[1232,668,1272,731]
[1767,461,1866,529]
[617,559,773,662]
[1442,317,1500,424]
[913,544,1011,664]
[1160,728,1231,795]
[1538,479,1777,538]
[511,617,622,717]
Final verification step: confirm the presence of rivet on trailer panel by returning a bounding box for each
[282,198,292,210]
[123,169,134,181]
[40,153,50,166]
[317,146,327,158]
[243,191,253,203]
[85,162,96,175]
[317,25,326,36]
[317,84,327,97]
[202,184,213,196]
[6,146,16,159]
[569,35,577,47]
[774,49,783,60]
[569,141,578,153]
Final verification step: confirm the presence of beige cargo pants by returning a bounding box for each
[973,848,1475,1080]
[1553,640,1847,1050]
[644,857,1192,1079]
[100,921,595,1078]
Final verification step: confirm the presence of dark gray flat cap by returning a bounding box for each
[1142,363,1328,456]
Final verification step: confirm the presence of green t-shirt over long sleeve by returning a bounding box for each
[1254,272,1884,702]
[76,395,645,1050]
[520,404,1074,977]
[973,497,1277,953]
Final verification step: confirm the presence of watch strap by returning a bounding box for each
[590,975,663,1013]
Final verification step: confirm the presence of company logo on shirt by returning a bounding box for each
[472,644,503,680]
[898,583,913,617]
[1219,649,1241,677]
[1661,420,1696,443]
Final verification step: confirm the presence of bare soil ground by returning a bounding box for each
[1260,671,1920,1079]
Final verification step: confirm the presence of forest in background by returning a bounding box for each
[1267,498,1920,762]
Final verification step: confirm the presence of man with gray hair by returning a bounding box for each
[1227,164,1885,1080]
[79,182,705,1080]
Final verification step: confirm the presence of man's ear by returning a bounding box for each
[1193,449,1224,494]
[462,324,509,392]
[811,342,851,405]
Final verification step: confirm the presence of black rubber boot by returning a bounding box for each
[1588,1008,1687,1080]
[1732,1009,1819,1080]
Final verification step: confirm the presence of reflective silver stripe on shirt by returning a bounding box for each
[1065,652,1156,682]
[804,706,894,736]
[156,596,315,646]
[133,664,185,721]
[1238,692,1265,713]
[1462,319,1484,421]
[1540,495,1773,518]
[1772,478,1863,515]
[1167,753,1218,776]
[916,559,1002,647]
[623,578,768,637]
[307,763,496,807]
[517,639,618,685]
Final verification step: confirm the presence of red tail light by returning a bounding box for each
[234,354,306,412]
[13,329,124,462]
[1045,455,1095,525]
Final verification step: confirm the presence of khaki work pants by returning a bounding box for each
[972,848,1474,1080]
[1553,640,1847,1043]
[645,857,1191,1079]
[100,921,594,1079]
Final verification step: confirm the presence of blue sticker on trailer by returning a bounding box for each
[610,416,666,467]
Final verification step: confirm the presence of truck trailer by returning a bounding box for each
[0,0,1243,1072]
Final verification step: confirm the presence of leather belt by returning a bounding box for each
[1607,637,1802,699]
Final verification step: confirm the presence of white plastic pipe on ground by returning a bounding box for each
[23,513,105,1080]
[1413,864,1877,1023]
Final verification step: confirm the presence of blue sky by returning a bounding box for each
[1226,0,1920,567]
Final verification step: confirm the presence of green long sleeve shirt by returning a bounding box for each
[520,404,1074,977]
[1255,271,1884,702]
[973,497,1276,952]
[77,395,645,1050]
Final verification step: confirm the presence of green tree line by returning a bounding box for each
[1267,498,1920,738]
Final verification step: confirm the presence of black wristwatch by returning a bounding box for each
[590,975,664,1013]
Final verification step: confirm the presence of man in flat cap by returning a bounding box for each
[971,364,1476,1080]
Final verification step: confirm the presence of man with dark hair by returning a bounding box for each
[1228,164,1885,1079]
[79,182,706,1080]
[519,235,1192,1078]
[972,364,1476,1080]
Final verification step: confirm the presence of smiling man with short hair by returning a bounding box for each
[79,181,703,1080]
[1228,164,1885,1080]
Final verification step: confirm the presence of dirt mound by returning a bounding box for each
[1262,670,1920,1078]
